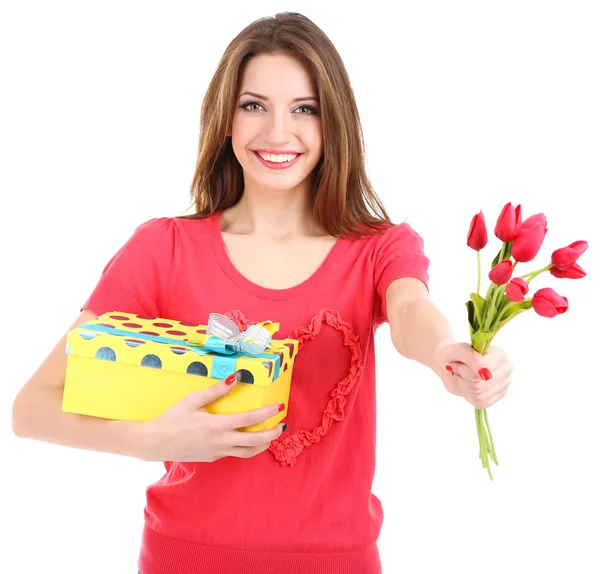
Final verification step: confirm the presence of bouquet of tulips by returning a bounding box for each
[466,202,588,480]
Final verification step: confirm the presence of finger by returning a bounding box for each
[485,345,508,370]
[475,377,511,406]
[447,362,480,383]
[224,424,288,458]
[212,401,284,430]
[466,346,510,380]
[452,356,513,387]
[472,362,514,394]
[226,423,287,449]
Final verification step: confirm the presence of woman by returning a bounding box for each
[12,12,512,574]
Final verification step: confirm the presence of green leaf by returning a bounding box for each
[466,300,479,333]
[491,241,513,267]
[471,330,496,354]
[470,292,486,328]
[495,299,533,330]
[491,247,503,268]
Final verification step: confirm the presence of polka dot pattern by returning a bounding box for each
[186,362,208,376]
[76,312,298,383]
[96,347,116,361]
[141,354,162,369]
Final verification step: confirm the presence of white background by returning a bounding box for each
[1,1,599,573]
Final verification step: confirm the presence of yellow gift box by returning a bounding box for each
[62,311,299,431]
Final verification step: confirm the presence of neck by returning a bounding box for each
[220,179,326,241]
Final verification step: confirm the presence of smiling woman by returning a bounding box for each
[12,11,442,574]
[179,13,392,239]
[230,54,324,191]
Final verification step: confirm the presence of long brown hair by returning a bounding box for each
[179,12,393,239]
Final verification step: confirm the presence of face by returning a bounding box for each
[230,53,323,194]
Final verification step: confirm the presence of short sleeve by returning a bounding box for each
[80,217,180,317]
[373,222,430,324]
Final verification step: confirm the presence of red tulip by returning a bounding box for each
[467,211,488,251]
[489,260,513,285]
[521,213,547,231]
[531,287,568,318]
[494,202,522,242]
[550,262,586,279]
[551,240,588,270]
[505,277,529,302]
[511,223,546,262]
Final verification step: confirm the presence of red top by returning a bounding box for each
[81,211,430,574]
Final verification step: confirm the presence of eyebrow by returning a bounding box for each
[239,91,319,103]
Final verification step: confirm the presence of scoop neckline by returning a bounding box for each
[207,210,350,300]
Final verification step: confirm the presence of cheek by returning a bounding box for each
[305,122,323,156]
[231,130,253,166]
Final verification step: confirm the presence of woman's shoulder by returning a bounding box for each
[131,213,216,242]
[346,219,425,253]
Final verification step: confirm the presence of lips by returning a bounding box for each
[253,150,303,155]
[252,150,304,171]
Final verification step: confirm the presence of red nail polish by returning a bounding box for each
[278,403,286,412]
[225,373,237,385]
[445,365,454,373]
[479,368,493,381]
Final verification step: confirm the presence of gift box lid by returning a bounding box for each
[66,311,299,387]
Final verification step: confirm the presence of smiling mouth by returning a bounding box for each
[252,150,304,170]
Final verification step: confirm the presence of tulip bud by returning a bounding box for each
[467,211,488,251]
[531,287,568,318]
[489,260,513,285]
[511,223,546,262]
[521,213,547,231]
[550,262,586,279]
[551,240,588,270]
[494,203,522,242]
[505,277,529,302]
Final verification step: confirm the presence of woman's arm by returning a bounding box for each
[386,277,461,395]
[11,309,149,458]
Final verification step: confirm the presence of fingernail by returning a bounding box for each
[479,368,493,381]
[281,423,288,432]
[445,365,454,373]
[225,373,237,385]
[278,403,286,412]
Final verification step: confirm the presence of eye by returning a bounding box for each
[240,101,264,112]
[295,105,319,115]
[240,102,319,115]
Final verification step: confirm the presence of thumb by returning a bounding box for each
[446,343,493,381]
[176,371,241,411]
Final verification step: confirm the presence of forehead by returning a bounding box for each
[239,53,315,95]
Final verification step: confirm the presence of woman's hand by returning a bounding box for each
[435,342,513,409]
[135,371,287,462]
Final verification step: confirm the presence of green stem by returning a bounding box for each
[476,409,485,463]
[482,413,492,453]
[490,302,511,332]
[471,338,496,480]
[483,286,502,331]
[498,244,506,264]
[476,409,493,480]
[477,250,481,296]
[520,263,552,283]
[483,408,498,465]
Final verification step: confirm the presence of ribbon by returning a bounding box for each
[78,313,283,382]
[186,313,279,355]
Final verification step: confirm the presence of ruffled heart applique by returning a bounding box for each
[223,309,364,468]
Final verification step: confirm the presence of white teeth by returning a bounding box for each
[257,152,298,163]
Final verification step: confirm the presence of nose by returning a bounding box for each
[264,107,292,144]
